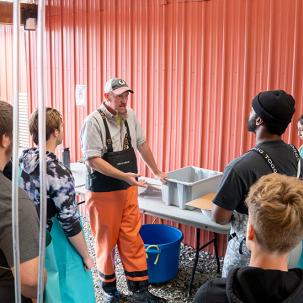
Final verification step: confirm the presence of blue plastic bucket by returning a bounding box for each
[139,224,183,283]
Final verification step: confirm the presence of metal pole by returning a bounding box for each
[12,0,21,302]
[37,0,47,302]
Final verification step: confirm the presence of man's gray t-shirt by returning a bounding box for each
[0,172,40,302]
[213,140,303,214]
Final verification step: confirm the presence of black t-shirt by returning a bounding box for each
[3,161,12,180]
[0,173,40,302]
[213,140,302,214]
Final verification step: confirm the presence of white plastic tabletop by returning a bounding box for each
[70,163,230,234]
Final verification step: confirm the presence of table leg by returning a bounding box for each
[213,233,221,274]
[188,228,200,296]
[187,231,220,296]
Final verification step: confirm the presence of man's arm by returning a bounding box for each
[137,142,167,181]
[11,256,46,299]
[87,157,146,187]
[211,163,247,225]
[49,164,95,270]
[68,232,94,270]
[211,204,233,225]
[3,194,46,300]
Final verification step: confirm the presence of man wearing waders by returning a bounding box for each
[80,78,167,303]
[211,90,303,277]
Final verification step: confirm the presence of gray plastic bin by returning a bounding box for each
[162,166,223,209]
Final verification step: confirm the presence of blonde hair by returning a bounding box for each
[29,108,62,145]
[246,173,303,253]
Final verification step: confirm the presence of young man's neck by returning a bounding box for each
[249,247,288,272]
[46,140,57,154]
[255,129,281,145]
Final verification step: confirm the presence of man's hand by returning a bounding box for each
[83,255,95,271]
[211,204,233,225]
[154,171,168,183]
[138,142,166,183]
[123,172,147,187]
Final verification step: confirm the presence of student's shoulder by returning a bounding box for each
[18,188,38,213]
[194,278,228,303]
[0,175,37,220]
[0,173,11,191]
[226,150,260,174]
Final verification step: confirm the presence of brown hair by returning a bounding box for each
[29,107,62,145]
[246,173,303,253]
[0,101,13,144]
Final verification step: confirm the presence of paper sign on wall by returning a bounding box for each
[75,85,87,106]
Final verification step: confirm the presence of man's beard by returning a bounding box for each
[248,115,257,133]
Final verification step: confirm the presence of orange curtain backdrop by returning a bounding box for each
[1,0,303,255]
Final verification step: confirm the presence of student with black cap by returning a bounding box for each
[210,90,303,277]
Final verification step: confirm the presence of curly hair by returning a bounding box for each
[246,173,303,253]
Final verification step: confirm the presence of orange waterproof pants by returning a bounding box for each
[85,186,148,291]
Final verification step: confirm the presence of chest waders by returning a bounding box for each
[87,109,138,192]
[85,110,149,295]
[222,144,301,278]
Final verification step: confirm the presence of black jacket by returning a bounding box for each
[193,267,303,303]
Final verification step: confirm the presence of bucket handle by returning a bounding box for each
[145,245,161,265]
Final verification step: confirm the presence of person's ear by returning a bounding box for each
[53,129,59,138]
[247,222,255,241]
[104,92,110,100]
[0,134,11,148]
[256,117,263,126]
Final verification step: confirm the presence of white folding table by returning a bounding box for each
[70,163,231,296]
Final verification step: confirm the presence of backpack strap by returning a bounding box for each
[123,120,133,150]
[289,144,301,179]
[251,146,278,173]
[252,144,301,178]
[97,109,133,152]
[97,109,113,152]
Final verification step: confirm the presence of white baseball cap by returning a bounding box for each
[104,77,134,95]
